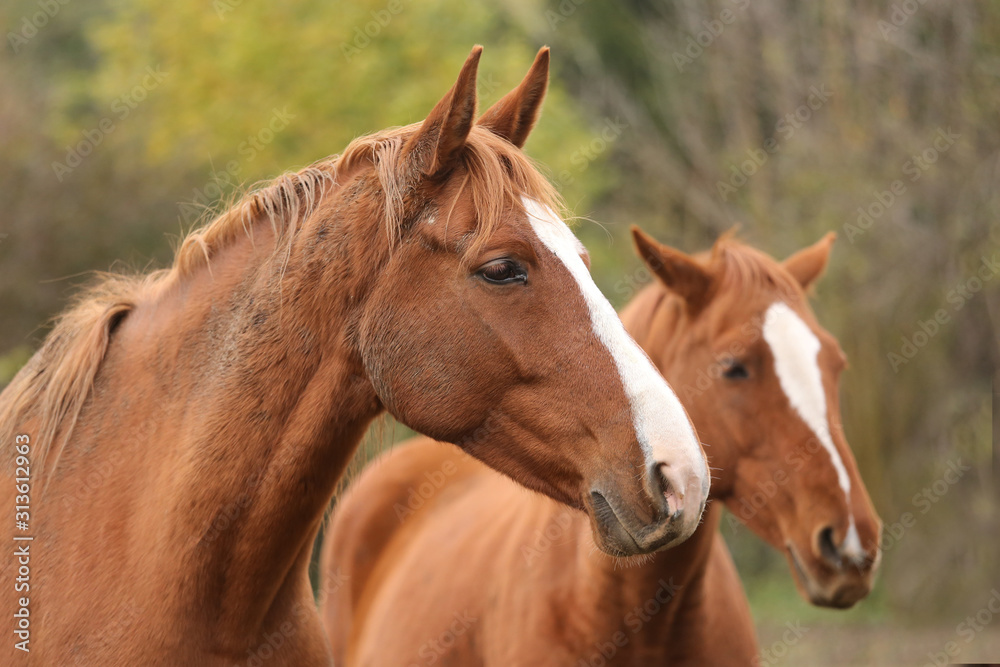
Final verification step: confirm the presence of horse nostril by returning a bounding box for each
[817,526,841,568]
[650,464,682,520]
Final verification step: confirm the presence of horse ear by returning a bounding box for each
[405,45,482,178]
[783,232,836,290]
[631,226,712,310]
[478,47,549,148]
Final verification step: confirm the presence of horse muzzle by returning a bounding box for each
[587,462,708,556]
[786,538,880,609]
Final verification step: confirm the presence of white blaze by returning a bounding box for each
[763,301,862,560]
[522,198,705,493]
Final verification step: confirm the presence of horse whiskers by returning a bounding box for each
[567,214,613,245]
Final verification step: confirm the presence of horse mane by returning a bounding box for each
[704,230,800,299]
[0,121,564,481]
[0,277,141,481]
[338,123,565,258]
[175,122,563,275]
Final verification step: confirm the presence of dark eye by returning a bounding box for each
[478,259,527,285]
[722,359,749,381]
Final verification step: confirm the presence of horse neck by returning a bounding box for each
[158,183,386,459]
[572,504,722,642]
[86,187,384,640]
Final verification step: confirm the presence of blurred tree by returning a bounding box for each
[1,0,199,373]
[513,0,1000,622]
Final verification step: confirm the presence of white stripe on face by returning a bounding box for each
[522,198,705,492]
[763,302,863,560]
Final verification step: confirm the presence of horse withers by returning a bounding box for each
[0,49,707,665]
[320,228,882,666]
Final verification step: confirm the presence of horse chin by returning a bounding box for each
[785,543,872,609]
[587,490,690,557]
[587,490,644,556]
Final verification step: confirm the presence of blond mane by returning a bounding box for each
[0,121,564,482]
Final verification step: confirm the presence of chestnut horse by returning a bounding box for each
[320,229,883,666]
[0,49,709,665]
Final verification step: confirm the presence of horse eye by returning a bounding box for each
[722,360,749,380]
[478,259,527,285]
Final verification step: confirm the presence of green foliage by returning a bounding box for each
[70,0,606,214]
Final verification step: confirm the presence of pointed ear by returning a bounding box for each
[631,226,712,310]
[783,232,836,290]
[405,45,482,178]
[478,47,549,148]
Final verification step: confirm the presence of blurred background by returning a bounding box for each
[2,1,997,663]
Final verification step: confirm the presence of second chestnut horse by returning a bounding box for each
[320,228,882,666]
